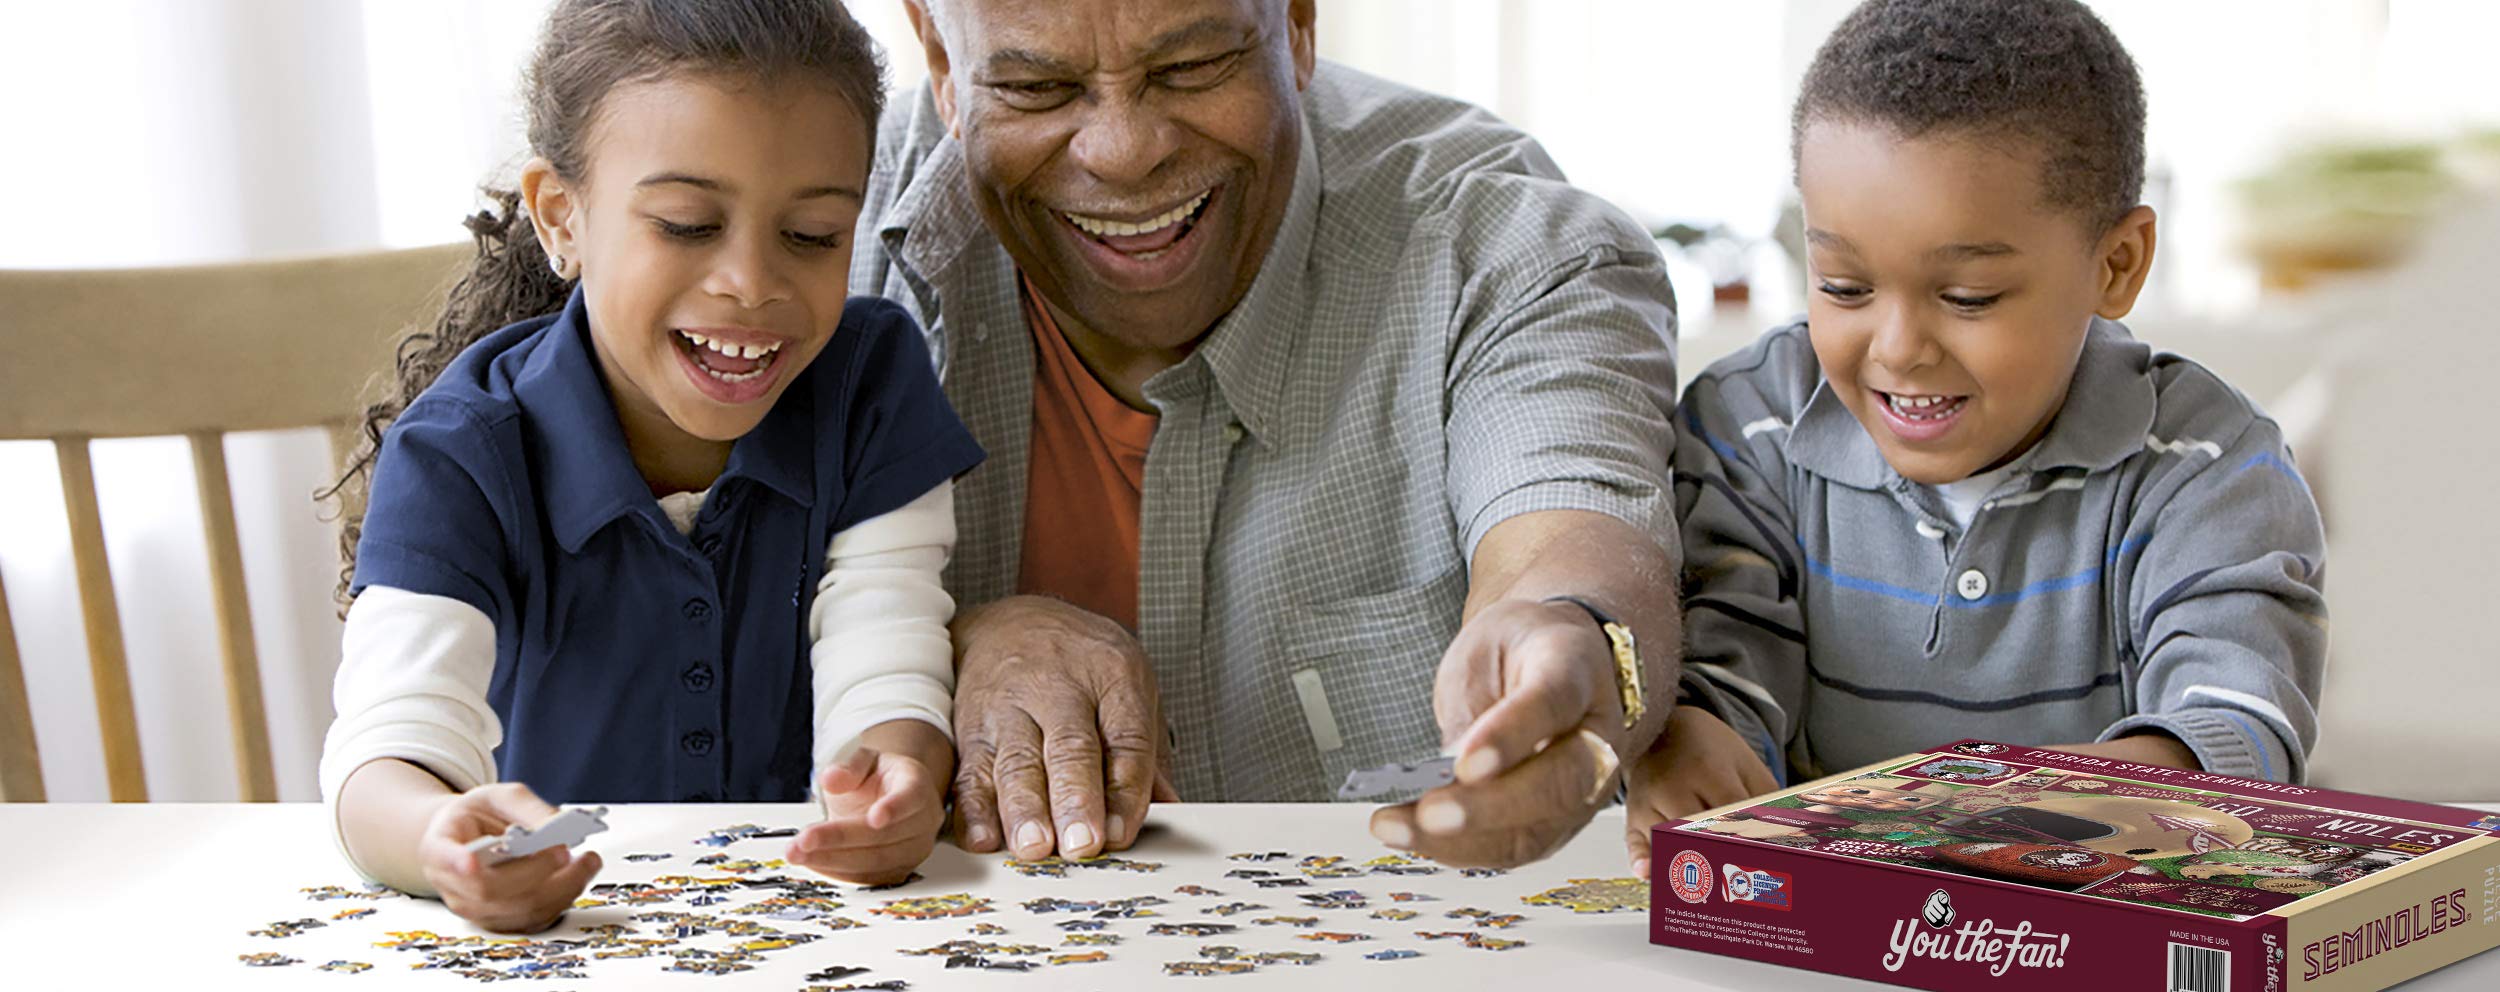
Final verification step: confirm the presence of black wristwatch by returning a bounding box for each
[1543,595,1645,731]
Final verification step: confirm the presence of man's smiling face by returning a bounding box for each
[910,0,1316,352]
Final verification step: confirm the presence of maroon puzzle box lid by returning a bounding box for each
[1649,740,2500,992]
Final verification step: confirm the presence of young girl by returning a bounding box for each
[318,0,982,933]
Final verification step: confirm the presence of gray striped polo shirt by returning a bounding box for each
[1676,319,2327,783]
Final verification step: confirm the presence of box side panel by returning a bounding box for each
[2287,836,2500,992]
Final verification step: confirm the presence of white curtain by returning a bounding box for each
[3,0,2483,802]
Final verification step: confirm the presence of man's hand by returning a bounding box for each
[950,596,1178,862]
[1368,598,1629,868]
[788,720,953,885]
[1622,705,1781,875]
[417,783,604,934]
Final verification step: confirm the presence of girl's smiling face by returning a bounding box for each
[524,73,869,483]
[1796,119,2155,486]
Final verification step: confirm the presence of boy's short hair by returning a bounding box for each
[1794,0,2147,229]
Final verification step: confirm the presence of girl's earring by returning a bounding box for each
[548,253,568,279]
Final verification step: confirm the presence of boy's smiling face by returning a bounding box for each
[1797,120,2155,485]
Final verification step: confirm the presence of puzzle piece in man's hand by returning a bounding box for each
[1336,755,1456,800]
[467,806,609,866]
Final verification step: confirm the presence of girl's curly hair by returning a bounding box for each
[319,0,888,608]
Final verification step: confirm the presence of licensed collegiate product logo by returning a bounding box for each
[1921,889,1955,928]
[1721,864,1793,910]
[1953,742,2009,755]
[1666,850,1715,904]
[1884,889,2073,976]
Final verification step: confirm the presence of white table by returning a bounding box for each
[2,802,2493,989]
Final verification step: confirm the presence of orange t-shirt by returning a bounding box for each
[1016,279,1155,631]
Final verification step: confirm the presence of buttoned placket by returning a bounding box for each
[1138,362,1234,799]
[668,512,728,802]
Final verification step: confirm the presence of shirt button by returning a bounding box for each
[683,598,712,621]
[696,534,723,557]
[681,729,715,756]
[1956,569,1990,601]
[681,662,715,693]
[1223,422,1245,445]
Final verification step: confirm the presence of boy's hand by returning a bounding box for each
[789,730,949,886]
[2047,732,2201,770]
[418,783,603,934]
[1623,706,1781,876]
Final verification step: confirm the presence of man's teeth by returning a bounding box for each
[1887,393,1964,420]
[1063,192,1209,238]
[679,331,783,361]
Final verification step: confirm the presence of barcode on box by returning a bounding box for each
[2168,942,2229,992]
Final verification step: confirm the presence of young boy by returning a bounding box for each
[1626,0,2327,868]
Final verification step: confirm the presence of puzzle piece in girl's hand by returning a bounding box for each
[468,806,609,865]
[1337,755,1456,800]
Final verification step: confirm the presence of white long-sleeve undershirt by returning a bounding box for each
[318,481,960,835]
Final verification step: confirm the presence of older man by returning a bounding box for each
[854,0,1693,869]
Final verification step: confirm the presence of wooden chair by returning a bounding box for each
[0,243,468,802]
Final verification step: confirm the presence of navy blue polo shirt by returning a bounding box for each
[350,289,983,804]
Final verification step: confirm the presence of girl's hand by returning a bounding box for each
[788,736,948,885]
[417,782,604,933]
[1622,706,1782,876]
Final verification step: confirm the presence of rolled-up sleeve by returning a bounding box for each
[1445,248,1679,558]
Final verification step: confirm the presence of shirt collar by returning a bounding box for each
[1174,122,1320,443]
[1786,316,2157,490]
[515,287,816,553]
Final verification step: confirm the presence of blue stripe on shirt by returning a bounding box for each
[1803,533,2154,609]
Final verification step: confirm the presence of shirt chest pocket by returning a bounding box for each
[1278,564,1467,800]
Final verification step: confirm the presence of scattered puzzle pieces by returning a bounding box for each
[1522,877,1647,914]
[872,894,994,920]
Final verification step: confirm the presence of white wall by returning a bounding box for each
[3,0,2493,802]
